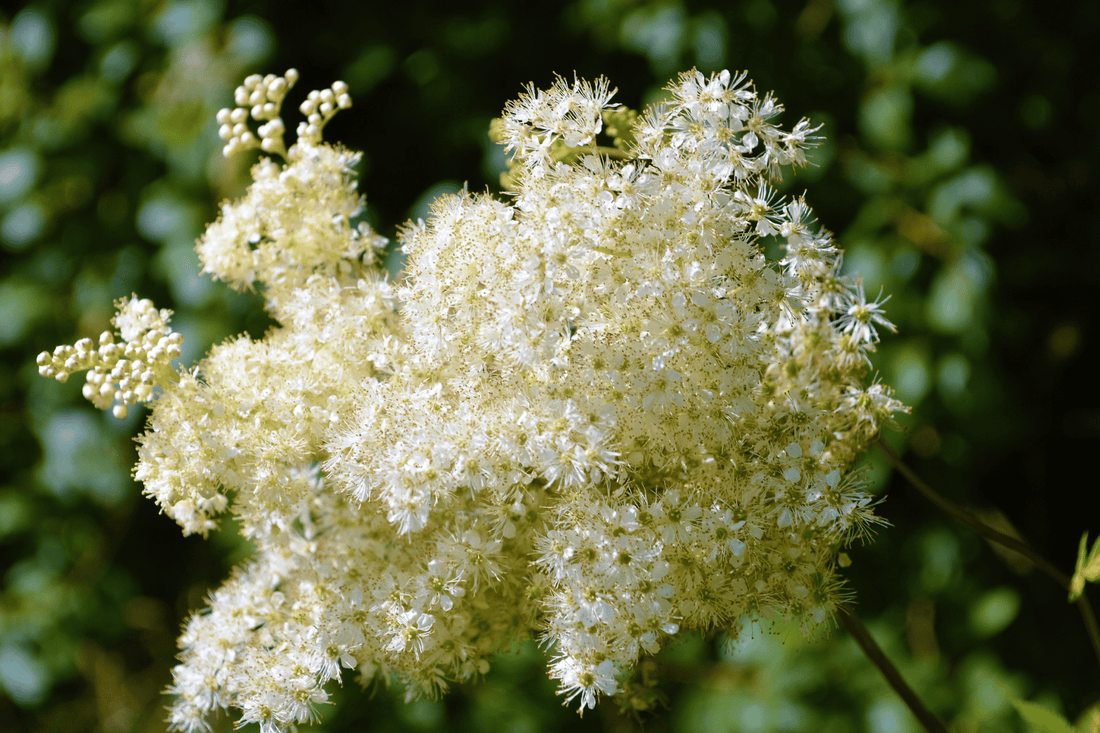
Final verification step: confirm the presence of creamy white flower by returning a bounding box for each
[39,68,906,731]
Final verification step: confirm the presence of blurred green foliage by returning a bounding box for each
[1,0,1097,731]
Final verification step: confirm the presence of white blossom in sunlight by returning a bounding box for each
[40,67,905,731]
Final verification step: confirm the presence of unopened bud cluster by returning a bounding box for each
[39,69,905,733]
[217,69,296,157]
[216,69,351,159]
[37,296,182,419]
[296,79,351,145]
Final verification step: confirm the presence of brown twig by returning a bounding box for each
[837,605,948,733]
[875,437,1100,668]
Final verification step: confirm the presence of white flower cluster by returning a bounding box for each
[41,69,905,731]
[201,72,383,317]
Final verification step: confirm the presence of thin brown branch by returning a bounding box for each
[838,605,947,733]
[1076,596,1100,667]
[875,437,1100,668]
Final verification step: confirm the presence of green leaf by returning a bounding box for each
[1070,532,1100,602]
[1085,537,1100,582]
[1012,698,1077,733]
[1071,534,1089,602]
[1075,701,1100,733]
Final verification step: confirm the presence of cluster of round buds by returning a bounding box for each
[217,69,300,158]
[296,81,351,146]
[37,297,183,419]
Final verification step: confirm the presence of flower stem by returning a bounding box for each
[837,605,947,733]
[874,438,1100,668]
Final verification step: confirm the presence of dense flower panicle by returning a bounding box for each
[40,68,905,731]
[497,74,617,177]
[196,143,386,311]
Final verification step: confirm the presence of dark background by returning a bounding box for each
[1,0,1097,730]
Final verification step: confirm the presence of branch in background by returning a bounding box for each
[837,605,948,733]
[875,438,1100,667]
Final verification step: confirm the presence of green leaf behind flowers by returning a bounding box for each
[1069,532,1100,602]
